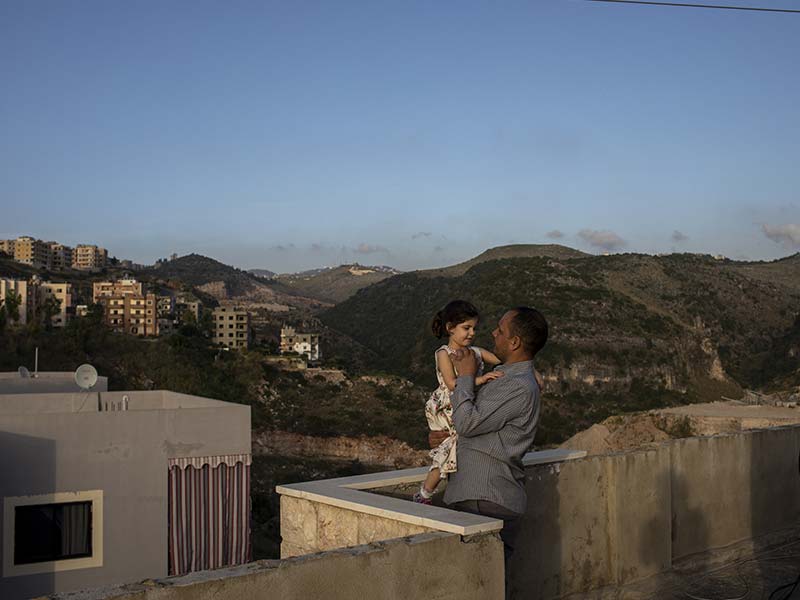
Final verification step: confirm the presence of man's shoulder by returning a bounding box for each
[489,368,537,395]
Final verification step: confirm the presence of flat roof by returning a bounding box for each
[0,371,110,395]
[0,390,244,416]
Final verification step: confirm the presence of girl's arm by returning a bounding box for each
[436,349,457,391]
[479,348,502,367]
[478,346,543,388]
[475,348,504,385]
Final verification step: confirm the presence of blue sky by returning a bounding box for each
[1,1,798,272]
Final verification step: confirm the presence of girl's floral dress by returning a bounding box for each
[424,345,484,478]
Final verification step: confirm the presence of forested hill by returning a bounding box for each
[142,254,263,296]
[321,252,800,401]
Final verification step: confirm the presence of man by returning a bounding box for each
[429,306,548,583]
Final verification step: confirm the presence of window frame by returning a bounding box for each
[3,490,104,577]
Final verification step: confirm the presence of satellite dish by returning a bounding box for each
[75,364,98,391]
[18,366,31,378]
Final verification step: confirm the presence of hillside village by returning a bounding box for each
[2,237,800,598]
[3,236,799,439]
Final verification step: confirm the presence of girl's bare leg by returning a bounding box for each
[423,467,441,494]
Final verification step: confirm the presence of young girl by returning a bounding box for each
[413,300,504,504]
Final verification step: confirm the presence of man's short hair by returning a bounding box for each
[509,307,548,357]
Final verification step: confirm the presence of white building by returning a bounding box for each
[280,325,320,362]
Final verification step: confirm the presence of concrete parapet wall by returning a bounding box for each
[48,532,504,600]
[280,496,433,557]
[512,425,800,599]
[670,425,800,561]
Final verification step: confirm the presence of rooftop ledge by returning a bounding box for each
[276,448,586,536]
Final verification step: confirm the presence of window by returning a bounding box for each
[3,490,103,576]
[14,502,92,564]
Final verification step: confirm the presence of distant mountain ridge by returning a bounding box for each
[275,264,402,303]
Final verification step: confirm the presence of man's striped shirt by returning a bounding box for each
[443,359,540,515]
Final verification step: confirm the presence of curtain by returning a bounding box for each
[167,455,251,576]
[58,502,91,557]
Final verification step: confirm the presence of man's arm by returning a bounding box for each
[451,375,529,437]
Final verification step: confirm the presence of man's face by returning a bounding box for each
[492,311,517,362]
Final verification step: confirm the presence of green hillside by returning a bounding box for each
[141,253,262,297]
[321,251,800,440]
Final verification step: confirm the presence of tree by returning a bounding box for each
[38,295,62,331]
[3,291,22,325]
[198,308,214,337]
[86,303,105,325]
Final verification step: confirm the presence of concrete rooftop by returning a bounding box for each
[0,389,238,415]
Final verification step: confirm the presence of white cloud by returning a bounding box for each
[546,230,564,239]
[411,232,432,239]
[578,229,626,251]
[354,243,389,254]
[762,223,800,248]
[671,230,689,242]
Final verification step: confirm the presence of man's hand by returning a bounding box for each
[429,431,449,449]
[451,348,478,377]
[476,371,505,386]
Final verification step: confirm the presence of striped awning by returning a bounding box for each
[168,453,252,469]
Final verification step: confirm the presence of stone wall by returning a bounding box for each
[510,425,800,599]
[47,532,504,600]
[280,496,434,557]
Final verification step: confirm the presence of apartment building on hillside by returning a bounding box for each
[176,298,200,321]
[0,239,16,256]
[73,245,108,271]
[212,307,250,349]
[2,237,110,272]
[280,325,320,361]
[48,243,73,271]
[92,279,143,303]
[13,237,51,269]
[98,293,159,336]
